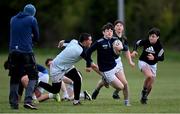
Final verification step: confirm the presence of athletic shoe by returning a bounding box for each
[24,103,37,110]
[140,97,147,104]
[73,101,82,105]
[10,105,18,110]
[84,90,92,101]
[124,100,131,106]
[92,89,99,100]
[33,99,39,104]
[61,97,70,101]
[112,90,120,99]
[140,90,148,104]
[54,93,61,102]
[125,103,131,106]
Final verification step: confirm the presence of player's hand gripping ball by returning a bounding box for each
[112,40,123,55]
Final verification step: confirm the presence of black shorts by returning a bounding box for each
[8,51,38,82]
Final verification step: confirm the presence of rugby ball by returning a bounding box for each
[112,40,123,55]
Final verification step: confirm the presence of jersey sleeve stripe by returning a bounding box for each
[158,49,164,57]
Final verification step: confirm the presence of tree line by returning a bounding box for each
[0,0,180,50]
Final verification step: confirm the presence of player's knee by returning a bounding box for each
[146,75,153,80]
[123,82,128,89]
[21,75,29,82]
[123,80,128,86]
[118,84,124,90]
[21,75,29,87]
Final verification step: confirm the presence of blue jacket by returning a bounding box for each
[37,64,48,74]
[9,12,39,53]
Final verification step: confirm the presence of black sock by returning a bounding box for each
[143,86,147,90]
[142,87,148,98]
[38,81,61,94]
[114,90,119,94]
[96,88,100,92]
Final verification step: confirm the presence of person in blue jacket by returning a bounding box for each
[8,4,39,110]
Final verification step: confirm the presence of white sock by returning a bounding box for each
[80,92,84,98]
[48,93,54,99]
[124,99,129,104]
[62,91,69,98]
[73,100,79,104]
[32,94,37,100]
[67,83,74,91]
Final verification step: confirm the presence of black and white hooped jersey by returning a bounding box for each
[52,39,87,70]
[133,39,164,65]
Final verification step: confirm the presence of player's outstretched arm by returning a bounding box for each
[91,63,102,76]
[125,50,135,67]
[131,51,138,58]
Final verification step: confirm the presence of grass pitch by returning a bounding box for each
[0,49,180,113]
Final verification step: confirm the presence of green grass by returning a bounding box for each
[0,49,180,113]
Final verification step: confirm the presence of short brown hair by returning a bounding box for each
[148,27,160,37]
[79,33,91,43]
[45,58,53,66]
[114,20,124,26]
[101,22,114,32]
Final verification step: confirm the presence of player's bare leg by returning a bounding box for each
[60,81,70,101]
[141,66,154,104]
[116,71,130,106]
[92,79,104,99]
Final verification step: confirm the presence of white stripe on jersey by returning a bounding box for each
[53,39,83,70]
[158,49,164,57]
[136,40,141,45]
[136,40,142,45]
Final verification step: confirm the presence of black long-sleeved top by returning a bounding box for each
[133,39,164,65]
[86,37,118,72]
